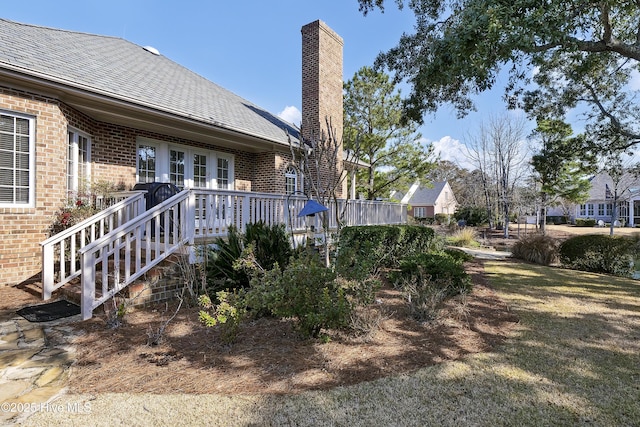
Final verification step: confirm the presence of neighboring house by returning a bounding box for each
[389,190,404,202]
[572,172,640,226]
[0,18,386,289]
[402,181,458,219]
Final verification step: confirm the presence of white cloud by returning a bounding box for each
[427,136,475,170]
[277,105,301,126]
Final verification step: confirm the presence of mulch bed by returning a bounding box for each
[58,258,519,395]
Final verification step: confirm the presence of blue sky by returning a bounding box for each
[2,0,523,169]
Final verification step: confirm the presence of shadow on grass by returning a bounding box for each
[239,261,640,426]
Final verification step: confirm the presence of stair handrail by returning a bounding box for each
[40,191,146,247]
[78,189,191,320]
[40,191,147,299]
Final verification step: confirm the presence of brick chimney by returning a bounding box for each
[301,20,345,198]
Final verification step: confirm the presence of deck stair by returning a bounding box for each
[58,250,189,309]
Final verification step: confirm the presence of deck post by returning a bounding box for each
[41,244,54,300]
[81,250,96,320]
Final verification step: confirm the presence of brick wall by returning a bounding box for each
[0,87,67,285]
[251,151,295,194]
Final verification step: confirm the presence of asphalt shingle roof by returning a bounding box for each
[588,172,640,201]
[408,181,447,205]
[0,19,299,145]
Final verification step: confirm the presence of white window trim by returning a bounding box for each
[67,127,92,195]
[169,145,212,189]
[136,137,234,190]
[136,140,159,183]
[0,110,36,208]
[169,147,186,188]
[214,152,234,190]
[285,165,298,194]
[414,207,426,218]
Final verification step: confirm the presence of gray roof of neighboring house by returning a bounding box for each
[407,181,448,205]
[587,172,640,201]
[389,190,404,201]
[0,19,299,145]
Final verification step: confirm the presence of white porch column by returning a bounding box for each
[350,169,356,200]
[629,199,635,227]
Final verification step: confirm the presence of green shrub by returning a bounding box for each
[434,213,451,225]
[454,206,488,226]
[388,252,472,297]
[198,290,246,344]
[558,234,636,277]
[206,226,248,292]
[545,215,568,225]
[243,221,292,271]
[388,251,471,322]
[443,248,474,263]
[339,225,440,271]
[412,217,435,225]
[206,222,292,294]
[246,252,351,338]
[511,234,559,266]
[575,218,597,227]
[335,241,381,280]
[337,275,381,308]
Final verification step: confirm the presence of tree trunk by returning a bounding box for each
[539,198,547,236]
[610,194,618,237]
[367,165,375,200]
[503,202,510,239]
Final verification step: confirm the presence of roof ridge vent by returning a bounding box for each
[143,45,160,56]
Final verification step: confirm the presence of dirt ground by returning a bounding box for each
[11,225,613,396]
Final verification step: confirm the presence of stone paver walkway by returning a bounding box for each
[0,308,80,425]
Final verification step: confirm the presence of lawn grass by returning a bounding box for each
[23,261,640,426]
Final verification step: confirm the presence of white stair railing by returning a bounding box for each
[79,190,191,320]
[40,192,146,299]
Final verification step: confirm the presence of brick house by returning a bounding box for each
[0,18,367,288]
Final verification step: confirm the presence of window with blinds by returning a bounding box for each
[0,112,33,206]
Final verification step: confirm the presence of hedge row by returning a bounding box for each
[338,225,440,271]
[558,234,636,277]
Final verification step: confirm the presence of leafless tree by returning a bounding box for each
[288,118,362,267]
[465,115,529,238]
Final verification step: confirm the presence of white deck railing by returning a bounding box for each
[40,191,146,299]
[78,190,190,320]
[41,188,406,319]
[189,188,407,240]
